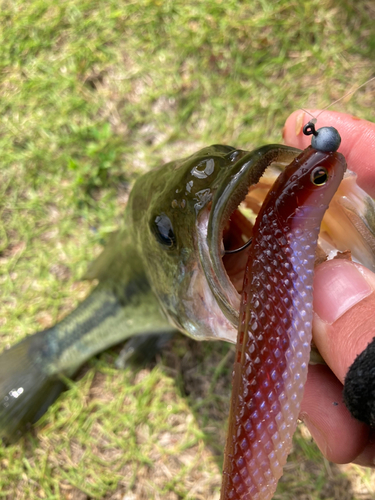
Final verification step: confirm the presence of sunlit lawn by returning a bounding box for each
[1,1,375,498]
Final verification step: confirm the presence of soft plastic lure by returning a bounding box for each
[221,124,347,500]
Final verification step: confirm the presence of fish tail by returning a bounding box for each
[0,331,65,443]
[0,282,171,442]
[0,285,122,443]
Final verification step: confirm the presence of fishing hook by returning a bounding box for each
[224,237,253,254]
[303,121,318,136]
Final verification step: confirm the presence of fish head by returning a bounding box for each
[128,143,375,344]
[128,145,300,342]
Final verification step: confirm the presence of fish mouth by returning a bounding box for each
[200,145,375,330]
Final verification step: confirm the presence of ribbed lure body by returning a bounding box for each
[221,146,347,500]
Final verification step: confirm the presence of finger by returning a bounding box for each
[312,259,375,384]
[300,364,369,464]
[283,110,375,197]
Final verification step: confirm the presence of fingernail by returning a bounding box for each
[295,111,304,135]
[300,413,330,457]
[314,260,372,324]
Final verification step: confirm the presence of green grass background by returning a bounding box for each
[1,0,375,498]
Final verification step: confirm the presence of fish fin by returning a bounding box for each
[115,332,175,369]
[341,202,375,251]
[82,230,124,281]
[0,333,65,444]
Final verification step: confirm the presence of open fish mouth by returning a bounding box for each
[201,146,375,332]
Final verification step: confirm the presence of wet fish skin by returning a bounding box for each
[0,143,300,442]
[0,236,174,442]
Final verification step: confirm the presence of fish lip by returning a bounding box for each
[198,144,301,327]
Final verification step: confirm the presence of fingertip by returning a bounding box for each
[283,110,311,150]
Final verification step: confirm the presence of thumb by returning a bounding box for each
[298,258,374,464]
[313,258,375,426]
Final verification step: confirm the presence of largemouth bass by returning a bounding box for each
[1,142,375,444]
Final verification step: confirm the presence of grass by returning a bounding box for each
[1,0,375,498]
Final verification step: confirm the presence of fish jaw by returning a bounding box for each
[127,145,250,342]
[200,145,301,339]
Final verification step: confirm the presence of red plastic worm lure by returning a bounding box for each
[221,124,347,500]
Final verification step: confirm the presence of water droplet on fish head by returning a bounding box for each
[190,158,215,179]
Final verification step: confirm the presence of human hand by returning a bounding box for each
[283,110,375,466]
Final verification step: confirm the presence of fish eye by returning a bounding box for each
[152,213,176,248]
[310,166,328,186]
